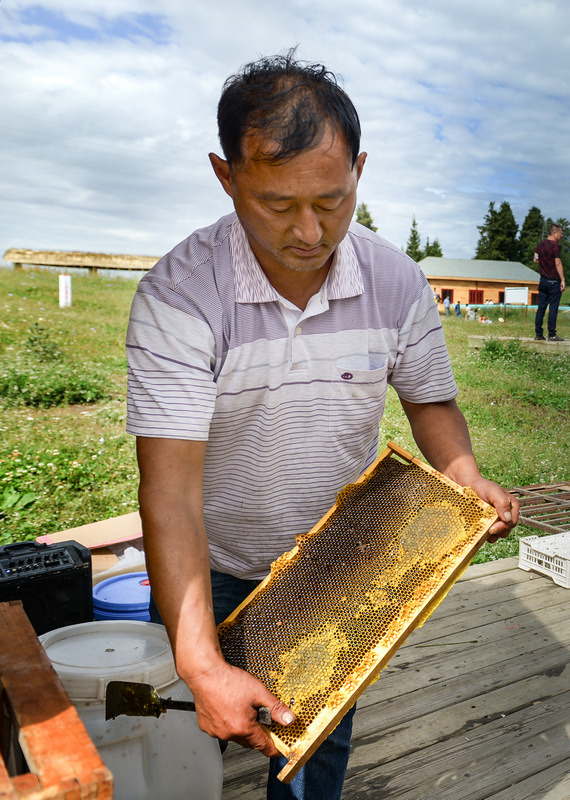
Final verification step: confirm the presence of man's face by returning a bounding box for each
[210,129,366,278]
[554,228,564,242]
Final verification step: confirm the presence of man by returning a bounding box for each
[534,224,566,341]
[126,53,517,800]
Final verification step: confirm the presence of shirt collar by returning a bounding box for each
[230,217,364,304]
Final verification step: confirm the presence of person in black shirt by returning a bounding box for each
[534,224,565,341]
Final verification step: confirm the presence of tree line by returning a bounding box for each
[355,204,442,261]
[356,201,569,280]
[474,201,569,280]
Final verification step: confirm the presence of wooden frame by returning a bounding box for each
[509,482,570,534]
[0,600,113,800]
[218,441,498,783]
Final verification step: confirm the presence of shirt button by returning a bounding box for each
[295,326,302,336]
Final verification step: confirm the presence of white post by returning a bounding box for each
[59,274,72,308]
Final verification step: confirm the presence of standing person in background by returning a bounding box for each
[534,224,566,341]
[126,51,517,800]
[455,301,462,319]
[443,295,450,316]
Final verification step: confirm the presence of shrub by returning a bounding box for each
[25,323,62,362]
[0,363,108,408]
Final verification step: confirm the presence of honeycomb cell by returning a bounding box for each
[217,442,498,783]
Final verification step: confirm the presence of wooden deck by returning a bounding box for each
[221,557,570,799]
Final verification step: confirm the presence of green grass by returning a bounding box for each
[380,307,570,563]
[1,267,569,566]
[0,268,139,543]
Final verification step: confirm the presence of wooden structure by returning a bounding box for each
[419,257,540,307]
[3,248,159,276]
[468,335,570,353]
[509,482,570,534]
[0,600,113,799]
[221,556,570,798]
[218,442,497,783]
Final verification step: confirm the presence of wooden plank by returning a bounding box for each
[0,601,112,799]
[341,689,570,800]
[516,518,567,534]
[221,562,570,800]
[457,556,519,580]
[3,248,158,271]
[348,664,569,771]
[488,759,570,800]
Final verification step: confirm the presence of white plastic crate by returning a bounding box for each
[519,532,570,588]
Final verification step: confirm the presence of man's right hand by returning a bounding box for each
[187,660,295,757]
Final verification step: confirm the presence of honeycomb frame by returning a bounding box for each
[217,441,499,783]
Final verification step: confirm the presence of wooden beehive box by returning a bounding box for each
[218,441,498,783]
[0,600,113,799]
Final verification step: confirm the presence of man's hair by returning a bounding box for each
[217,49,361,169]
[550,224,563,236]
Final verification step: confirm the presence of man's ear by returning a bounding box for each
[355,151,367,182]
[209,153,234,198]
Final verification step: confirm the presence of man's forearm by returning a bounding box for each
[136,438,224,683]
[136,436,295,753]
[398,398,482,485]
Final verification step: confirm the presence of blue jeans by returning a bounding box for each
[535,277,562,337]
[150,571,354,800]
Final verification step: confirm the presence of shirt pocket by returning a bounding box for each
[329,363,388,439]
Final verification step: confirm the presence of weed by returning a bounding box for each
[0,360,109,408]
[25,323,62,362]
[479,337,523,362]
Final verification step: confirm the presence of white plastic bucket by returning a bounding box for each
[40,621,223,800]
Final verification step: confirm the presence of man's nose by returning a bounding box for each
[291,209,322,245]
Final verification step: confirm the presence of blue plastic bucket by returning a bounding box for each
[92,572,151,621]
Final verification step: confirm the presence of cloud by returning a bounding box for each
[1,0,568,261]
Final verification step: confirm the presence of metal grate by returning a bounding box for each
[509,482,570,534]
[217,442,498,783]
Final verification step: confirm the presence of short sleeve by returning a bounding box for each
[388,281,458,403]
[126,286,218,440]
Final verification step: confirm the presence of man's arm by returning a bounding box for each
[399,398,518,542]
[555,257,566,290]
[136,437,294,755]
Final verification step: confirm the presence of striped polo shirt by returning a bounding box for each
[126,213,458,579]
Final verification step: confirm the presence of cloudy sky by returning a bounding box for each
[1,0,569,264]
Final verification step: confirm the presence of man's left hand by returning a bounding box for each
[469,477,519,543]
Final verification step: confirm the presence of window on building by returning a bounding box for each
[531,293,539,305]
[498,291,505,304]
[469,290,484,305]
[441,289,454,302]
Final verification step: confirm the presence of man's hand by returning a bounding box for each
[469,476,519,543]
[187,661,295,757]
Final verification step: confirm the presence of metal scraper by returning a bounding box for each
[105,680,272,726]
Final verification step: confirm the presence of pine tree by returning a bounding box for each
[355,202,377,232]
[519,206,544,269]
[405,217,423,262]
[474,201,520,261]
[423,237,443,258]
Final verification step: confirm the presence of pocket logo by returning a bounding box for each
[341,372,353,380]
